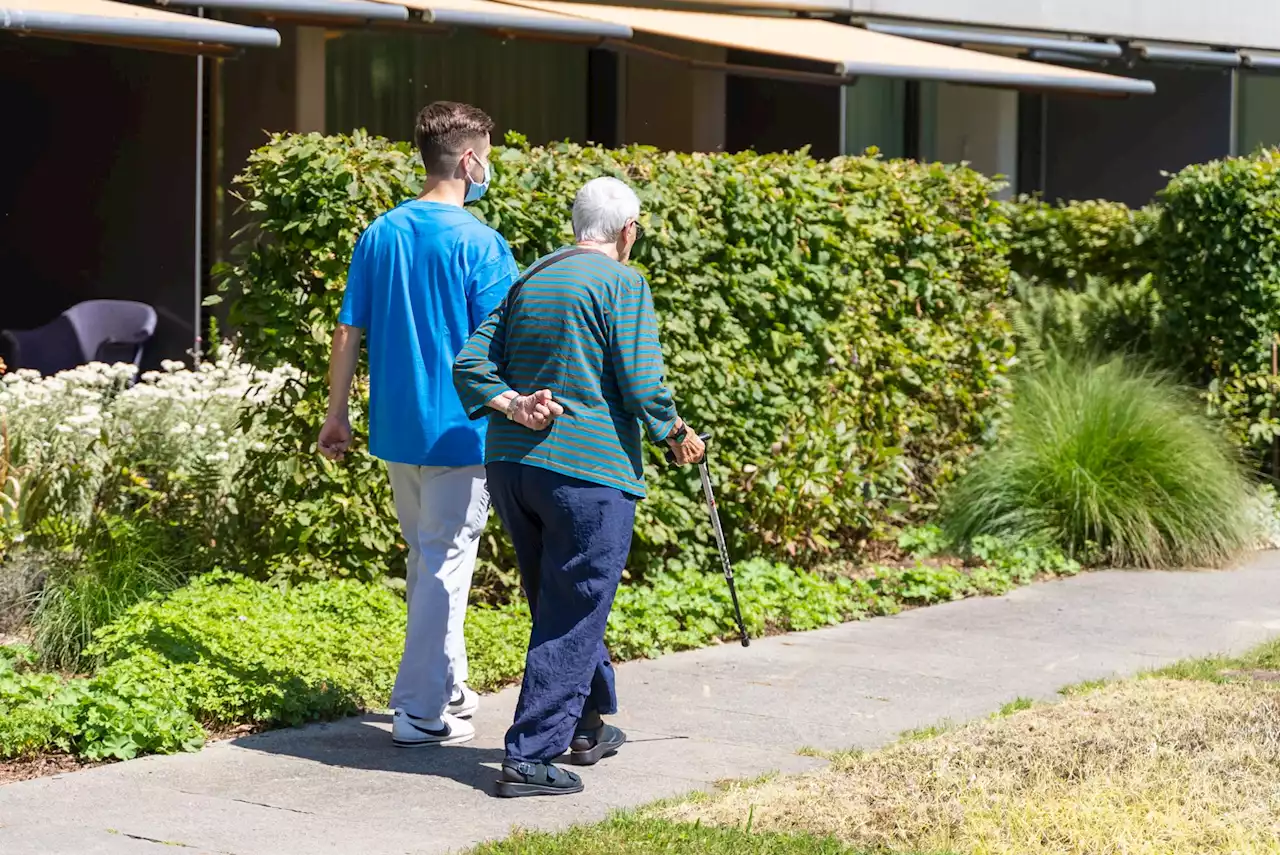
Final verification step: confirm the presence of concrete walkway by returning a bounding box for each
[3,555,1280,855]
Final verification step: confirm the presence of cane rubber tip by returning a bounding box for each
[741,637,750,648]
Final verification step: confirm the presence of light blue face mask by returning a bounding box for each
[464,153,491,204]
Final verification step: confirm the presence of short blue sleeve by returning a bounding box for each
[467,241,519,332]
[338,230,372,329]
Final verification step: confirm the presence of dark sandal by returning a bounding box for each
[564,723,627,766]
[495,760,584,798]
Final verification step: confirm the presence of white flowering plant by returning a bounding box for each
[0,355,297,562]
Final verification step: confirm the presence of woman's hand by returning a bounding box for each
[488,390,565,431]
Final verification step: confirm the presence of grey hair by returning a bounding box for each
[572,177,641,243]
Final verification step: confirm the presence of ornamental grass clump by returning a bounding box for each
[942,355,1256,568]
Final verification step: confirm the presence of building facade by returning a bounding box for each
[4,0,1280,361]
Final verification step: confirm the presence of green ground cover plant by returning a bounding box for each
[0,537,1076,764]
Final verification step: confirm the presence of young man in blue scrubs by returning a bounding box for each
[319,101,560,746]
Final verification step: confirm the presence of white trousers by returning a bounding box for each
[386,462,488,720]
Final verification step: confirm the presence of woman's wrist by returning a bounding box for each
[487,391,518,416]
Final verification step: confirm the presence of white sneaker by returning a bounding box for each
[392,711,475,747]
[447,685,480,720]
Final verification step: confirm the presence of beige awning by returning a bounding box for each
[365,0,631,37]
[497,1,1155,95]
[1,0,281,53]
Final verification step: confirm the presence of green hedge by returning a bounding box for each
[1004,150,1280,463]
[216,132,1015,585]
[1155,150,1280,379]
[1005,197,1159,289]
[1,539,1076,762]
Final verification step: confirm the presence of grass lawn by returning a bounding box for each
[469,815,946,855]
[470,638,1280,855]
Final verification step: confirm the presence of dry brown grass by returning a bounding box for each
[659,680,1280,854]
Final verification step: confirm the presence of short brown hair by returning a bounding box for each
[414,101,495,176]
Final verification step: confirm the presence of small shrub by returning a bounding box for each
[1005,196,1159,289]
[942,356,1256,568]
[0,645,67,758]
[87,572,409,727]
[29,518,188,672]
[1010,274,1164,369]
[1204,367,1280,464]
[1156,148,1280,378]
[0,356,294,573]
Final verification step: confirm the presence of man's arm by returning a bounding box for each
[319,229,373,460]
[318,323,362,460]
[467,247,519,333]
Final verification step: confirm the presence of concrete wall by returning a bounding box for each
[847,0,1280,51]
[621,35,726,152]
[930,84,1018,198]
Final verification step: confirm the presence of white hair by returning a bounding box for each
[572,177,641,243]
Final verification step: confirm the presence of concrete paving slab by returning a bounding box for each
[3,555,1279,855]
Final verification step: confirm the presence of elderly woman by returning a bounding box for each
[454,176,705,798]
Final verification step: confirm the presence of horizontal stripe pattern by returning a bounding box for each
[453,248,679,496]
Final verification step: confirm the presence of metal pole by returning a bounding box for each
[1229,68,1240,157]
[193,7,205,365]
[838,81,848,155]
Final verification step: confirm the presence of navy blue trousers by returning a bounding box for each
[487,462,637,764]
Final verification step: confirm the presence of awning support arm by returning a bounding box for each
[600,37,853,87]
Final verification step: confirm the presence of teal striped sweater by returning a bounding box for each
[452,248,679,497]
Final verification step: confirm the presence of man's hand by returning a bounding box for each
[321,324,361,462]
[667,425,706,465]
[318,413,353,460]
[508,390,565,430]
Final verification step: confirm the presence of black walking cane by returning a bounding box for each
[670,433,750,647]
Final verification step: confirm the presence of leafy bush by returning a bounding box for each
[1204,368,1280,461]
[1003,152,1280,459]
[0,645,67,758]
[213,132,418,585]
[0,356,292,566]
[942,356,1256,568]
[0,643,203,762]
[0,357,298,668]
[1155,149,1280,379]
[1005,197,1159,289]
[87,572,409,728]
[1010,274,1164,369]
[216,131,1015,583]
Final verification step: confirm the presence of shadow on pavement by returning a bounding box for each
[231,713,509,797]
